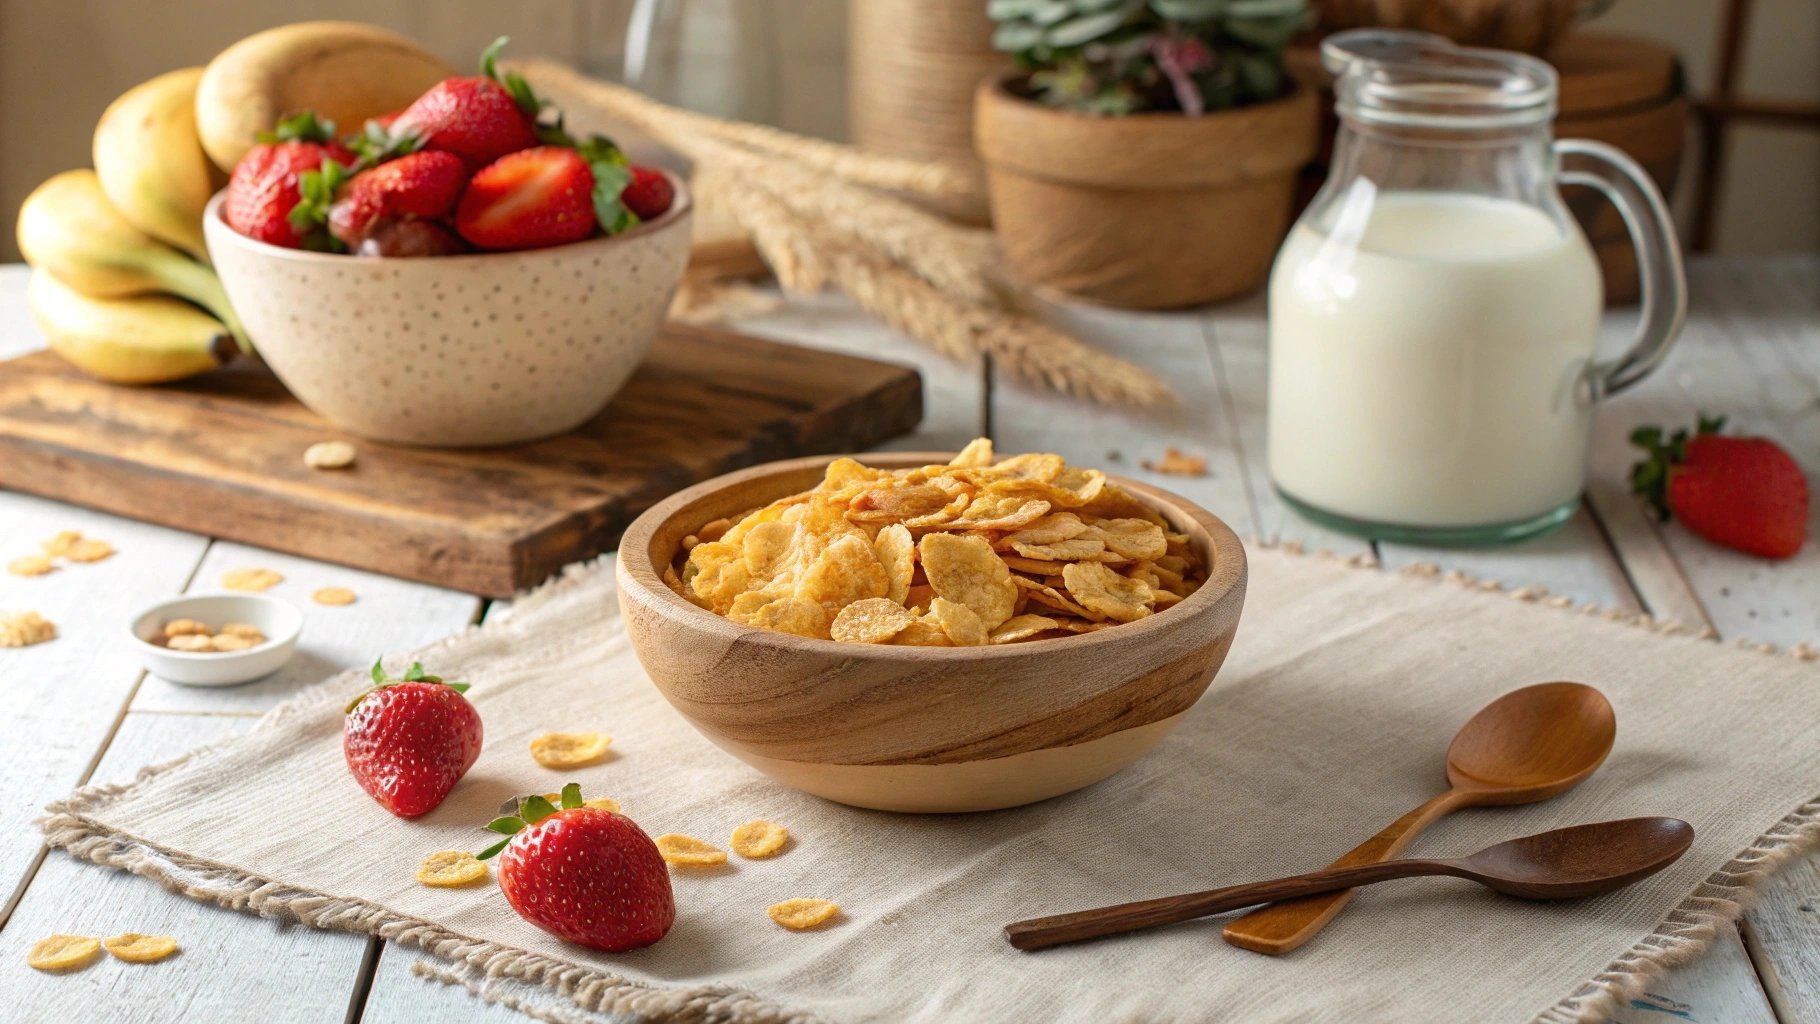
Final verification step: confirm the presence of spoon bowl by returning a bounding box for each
[1460,816,1695,899]
[1446,682,1618,803]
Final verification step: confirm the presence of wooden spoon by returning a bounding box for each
[1006,816,1691,951]
[1223,681,1617,955]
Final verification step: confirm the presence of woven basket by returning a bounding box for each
[847,0,1008,225]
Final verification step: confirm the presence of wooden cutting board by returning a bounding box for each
[0,324,921,597]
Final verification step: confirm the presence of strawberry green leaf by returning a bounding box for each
[345,120,423,168]
[1698,414,1727,436]
[521,794,558,824]
[476,837,511,860]
[480,36,542,118]
[485,815,527,835]
[589,161,639,236]
[257,110,337,145]
[404,662,426,681]
[288,157,352,254]
[560,783,582,810]
[445,681,470,694]
[370,658,387,685]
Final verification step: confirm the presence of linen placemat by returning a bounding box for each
[41,545,1820,1024]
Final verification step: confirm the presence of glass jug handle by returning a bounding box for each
[1554,139,1687,399]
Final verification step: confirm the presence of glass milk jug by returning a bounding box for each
[1266,30,1685,545]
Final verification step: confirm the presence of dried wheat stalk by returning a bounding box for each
[517,60,1172,408]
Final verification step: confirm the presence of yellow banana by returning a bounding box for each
[29,269,235,385]
[94,67,216,263]
[16,169,249,351]
[197,22,453,171]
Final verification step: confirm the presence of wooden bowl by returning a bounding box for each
[616,452,1248,813]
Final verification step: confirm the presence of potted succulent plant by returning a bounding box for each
[976,0,1318,308]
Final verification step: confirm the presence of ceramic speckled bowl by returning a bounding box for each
[203,173,692,447]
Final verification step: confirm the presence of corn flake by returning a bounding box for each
[656,833,727,866]
[730,819,789,858]
[1063,562,1156,623]
[989,614,1059,644]
[831,597,917,644]
[948,437,994,467]
[583,797,621,813]
[103,933,179,963]
[210,633,258,651]
[749,595,830,640]
[313,587,357,606]
[167,634,214,652]
[0,610,56,647]
[530,732,613,768]
[27,934,100,970]
[1086,519,1168,561]
[7,554,53,576]
[164,618,209,636]
[416,850,488,887]
[873,524,915,605]
[303,440,358,470]
[929,597,987,647]
[768,898,839,930]
[66,538,115,563]
[920,533,1015,629]
[221,568,282,592]
[888,619,954,646]
[39,531,82,557]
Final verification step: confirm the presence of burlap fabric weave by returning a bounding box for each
[41,545,1820,1023]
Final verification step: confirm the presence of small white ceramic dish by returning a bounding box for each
[128,594,304,686]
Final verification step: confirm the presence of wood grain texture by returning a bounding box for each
[0,323,921,597]
[617,453,1247,778]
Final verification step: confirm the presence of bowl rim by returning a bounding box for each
[618,450,1248,660]
[202,166,692,265]
[127,592,304,661]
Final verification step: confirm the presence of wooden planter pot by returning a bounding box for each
[974,73,1319,310]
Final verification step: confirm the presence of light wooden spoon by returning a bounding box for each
[1223,681,1617,955]
[1006,816,1691,951]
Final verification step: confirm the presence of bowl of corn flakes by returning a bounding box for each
[616,439,1247,813]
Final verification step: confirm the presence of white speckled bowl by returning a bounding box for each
[203,173,692,447]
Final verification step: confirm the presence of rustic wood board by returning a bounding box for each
[0,323,921,597]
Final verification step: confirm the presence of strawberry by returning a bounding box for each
[620,166,674,220]
[344,659,483,817]
[327,150,470,251]
[1631,415,1810,559]
[389,37,537,170]
[479,785,675,952]
[356,219,469,258]
[222,111,355,250]
[455,146,598,251]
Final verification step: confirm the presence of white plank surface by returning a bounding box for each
[0,496,209,919]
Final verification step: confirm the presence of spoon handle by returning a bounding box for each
[1005,859,1459,951]
[1222,786,1476,955]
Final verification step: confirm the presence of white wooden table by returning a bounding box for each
[0,255,1813,1023]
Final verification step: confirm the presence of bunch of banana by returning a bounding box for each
[20,69,243,384]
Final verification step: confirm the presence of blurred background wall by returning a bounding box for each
[0,0,1812,263]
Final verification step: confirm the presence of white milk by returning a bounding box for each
[1267,190,1603,527]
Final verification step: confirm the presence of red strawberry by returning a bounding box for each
[344,660,483,817]
[328,150,470,251]
[390,38,539,170]
[222,111,355,249]
[480,786,674,952]
[1632,415,1810,559]
[356,219,469,258]
[455,146,596,251]
[620,166,674,221]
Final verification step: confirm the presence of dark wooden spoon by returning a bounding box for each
[1224,681,1617,955]
[1005,816,1692,952]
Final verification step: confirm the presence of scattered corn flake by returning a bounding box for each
[989,614,1060,644]
[929,597,987,647]
[103,933,179,963]
[655,833,727,866]
[27,934,100,970]
[830,597,917,645]
[730,820,789,859]
[210,634,257,652]
[164,618,209,636]
[529,732,613,769]
[768,898,839,930]
[0,610,56,647]
[66,538,115,563]
[416,850,488,887]
[39,531,82,557]
[7,554,53,576]
[583,797,621,813]
[1141,446,1207,476]
[303,440,358,470]
[1063,562,1155,623]
[313,587,357,606]
[168,634,214,652]
[221,568,282,592]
